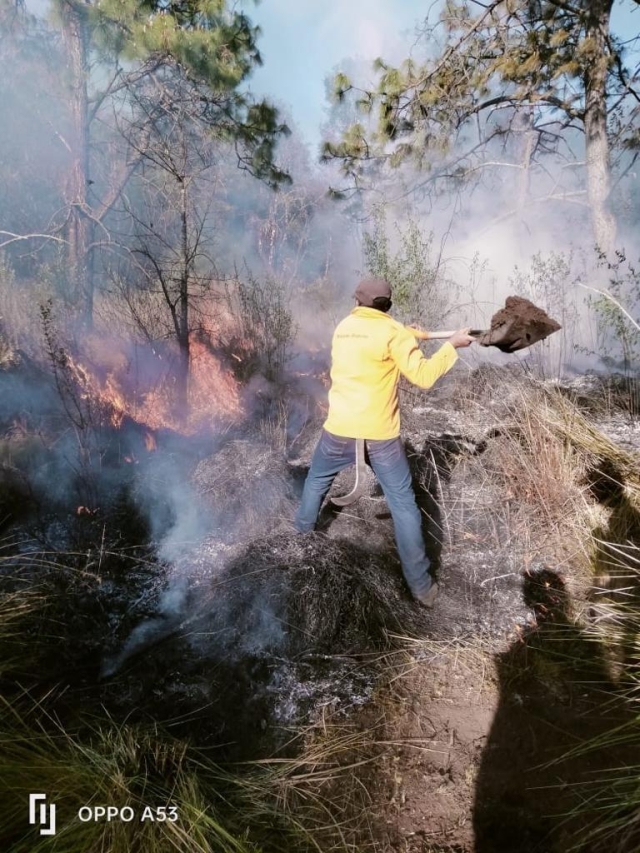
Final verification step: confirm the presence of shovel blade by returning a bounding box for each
[477,298,561,353]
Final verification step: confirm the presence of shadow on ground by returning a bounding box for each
[473,569,636,853]
[588,456,640,681]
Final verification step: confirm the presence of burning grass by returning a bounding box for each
[65,335,243,434]
[2,289,248,447]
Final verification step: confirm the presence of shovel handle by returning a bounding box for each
[407,327,487,340]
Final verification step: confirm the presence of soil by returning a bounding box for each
[478,295,562,352]
[360,574,637,853]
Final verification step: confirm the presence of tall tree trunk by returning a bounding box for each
[175,179,190,418]
[517,108,535,213]
[583,0,616,255]
[60,0,93,324]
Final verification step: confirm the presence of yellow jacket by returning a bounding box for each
[324,307,458,440]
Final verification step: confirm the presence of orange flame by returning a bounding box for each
[62,330,244,437]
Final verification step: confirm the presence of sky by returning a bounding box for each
[244,0,427,151]
[23,0,639,157]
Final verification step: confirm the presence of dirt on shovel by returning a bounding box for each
[476,296,562,353]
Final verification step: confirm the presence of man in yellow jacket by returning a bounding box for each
[295,277,475,608]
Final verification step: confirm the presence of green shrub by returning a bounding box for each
[362,207,456,326]
[589,251,640,377]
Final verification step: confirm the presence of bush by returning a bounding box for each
[589,251,640,379]
[222,273,296,383]
[362,207,456,326]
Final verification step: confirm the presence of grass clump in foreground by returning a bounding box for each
[0,555,378,853]
[0,701,253,853]
[1,697,365,853]
[563,540,640,853]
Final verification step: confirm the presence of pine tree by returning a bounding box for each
[323,0,640,253]
[52,0,289,324]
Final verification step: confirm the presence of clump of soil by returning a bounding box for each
[478,295,561,352]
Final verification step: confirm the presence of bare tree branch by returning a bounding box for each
[578,282,640,332]
[0,231,69,249]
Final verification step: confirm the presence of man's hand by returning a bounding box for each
[448,328,476,348]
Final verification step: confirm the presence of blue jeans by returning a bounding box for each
[295,430,433,597]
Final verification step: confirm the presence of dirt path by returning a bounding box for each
[371,602,633,853]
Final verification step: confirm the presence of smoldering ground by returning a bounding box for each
[89,366,547,744]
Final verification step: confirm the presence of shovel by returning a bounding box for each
[331,296,561,506]
[408,295,562,354]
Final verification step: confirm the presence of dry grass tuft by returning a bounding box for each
[485,389,593,530]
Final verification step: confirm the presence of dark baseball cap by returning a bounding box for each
[354,277,392,307]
